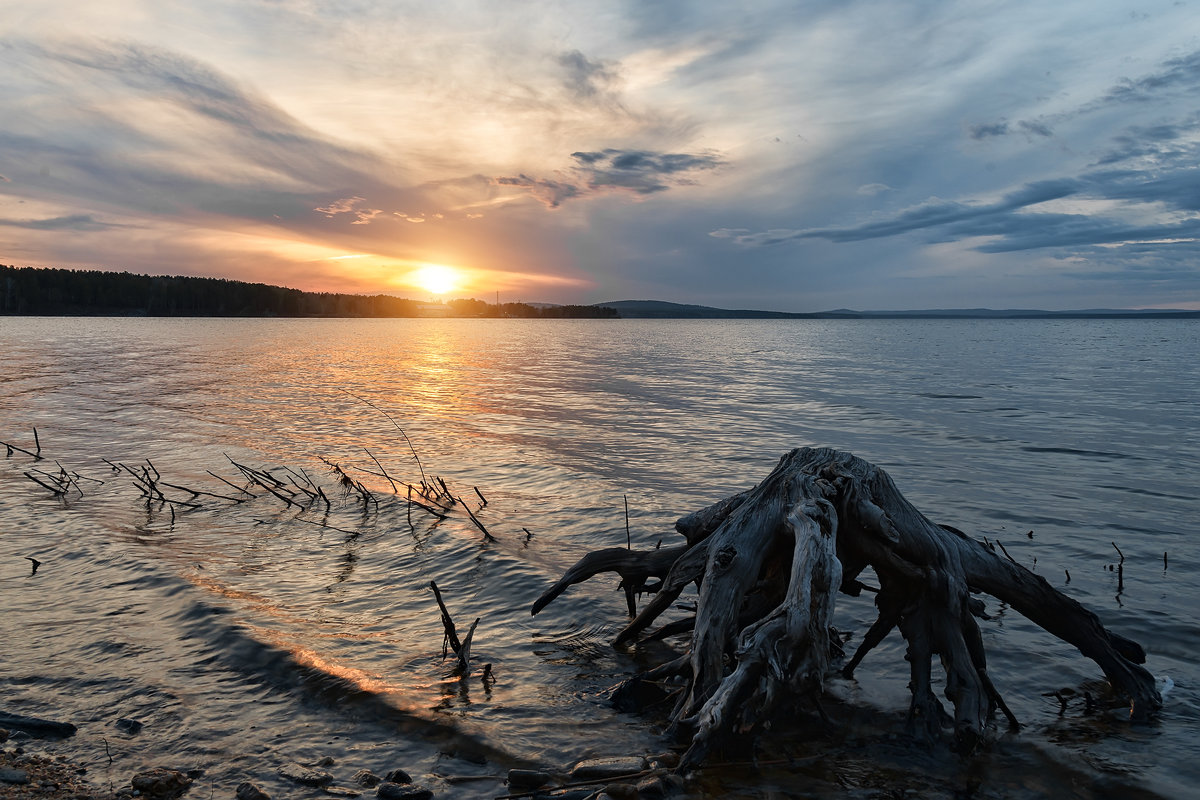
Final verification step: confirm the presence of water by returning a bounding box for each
[0,317,1196,798]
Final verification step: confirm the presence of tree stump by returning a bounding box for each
[531,447,1160,767]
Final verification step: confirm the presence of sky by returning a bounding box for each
[3,1,1200,311]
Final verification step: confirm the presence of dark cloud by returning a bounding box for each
[557,50,618,100]
[722,179,1080,245]
[0,213,121,231]
[497,148,723,207]
[969,118,1052,140]
[1101,49,1200,104]
[1018,119,1053,137]
[494,175,583,208]
[969,121,1009,139]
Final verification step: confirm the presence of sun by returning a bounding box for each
[411,264,459,296]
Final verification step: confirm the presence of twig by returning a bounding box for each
[458,496,497,541]
[32,427,41,457]
[474,486,488,507]
[430,581,463,656]
[341,389,428,487]
[624,494,631,550]
[996,540,1018,565]
[364,447,400,493]
[207,470,258,498]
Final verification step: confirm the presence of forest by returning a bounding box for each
[0,265,618,319]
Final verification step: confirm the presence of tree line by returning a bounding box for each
[0,265,618,319]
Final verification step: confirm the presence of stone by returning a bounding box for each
[505,769,551,789]
[567,757,646,782]
[0,767,30,785]
[381,768,412,784]
[376,782,432,800]
[352,770,381,787]
[235,781,271,800]
[321,787,362,798]
[277,762,334,787]
[130,767,192,798]
[115,718,143,736]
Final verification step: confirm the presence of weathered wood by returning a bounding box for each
[532,447,1161,765]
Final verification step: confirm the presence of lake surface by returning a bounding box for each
[0,317,1196,799]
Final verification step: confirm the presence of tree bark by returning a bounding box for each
[531,447,1160,765]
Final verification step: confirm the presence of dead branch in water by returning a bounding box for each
[532,447,1161,768]
[431,580,480,674]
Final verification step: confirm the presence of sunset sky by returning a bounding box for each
[4,1,1200,310]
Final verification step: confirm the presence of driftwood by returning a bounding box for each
[531,448,1160,768]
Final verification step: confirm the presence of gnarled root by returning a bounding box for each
[531,447,1161,766]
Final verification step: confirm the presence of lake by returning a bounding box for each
[0,317,1196,798]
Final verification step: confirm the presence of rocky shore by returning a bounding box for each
[0,719,683,800]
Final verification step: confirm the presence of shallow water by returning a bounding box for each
[0,317,1196,798]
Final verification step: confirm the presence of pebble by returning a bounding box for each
[236,781,271,800]
[382,768,412,784]
[130,767,192,799]
[321,786,362,798]
[277,762,334,787]
[352,769,382,787]
[0,767,29,785]
[375,781,432,800]
[235,782,271,800]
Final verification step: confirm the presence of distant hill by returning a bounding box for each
[598,300,1200,320]
[597,300,820,319]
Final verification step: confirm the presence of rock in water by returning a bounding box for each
[236,782,271,800]
[352,770,382,787]
[381,768,412,784]
[375,782,433,800]
[130,767,192,798]
[277,762,334,787]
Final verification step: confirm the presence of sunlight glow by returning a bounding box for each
[411,264,460,295]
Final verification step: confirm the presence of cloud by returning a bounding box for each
[557,50,618,101]
[719,179,1081,246]
[0,213,121,231]
[497,148,723,207]
[969,121,1009,140]
[1101,48,1200,105]
[969,118,1052,140]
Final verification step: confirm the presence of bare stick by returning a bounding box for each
[430,581,462,656]
[32,427,41,457]
[24,471,66,495]
[1,440,40,459]
[458,496,497,542]
[624,494,631,550]
[364,447,400,493]
[206,470,258,498]
[457,617,480,674]
[159,480,242,503]
[1112,542,1125,563]
[473,486,488,507]
[341,389,428,487]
